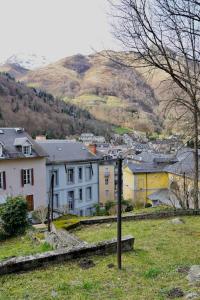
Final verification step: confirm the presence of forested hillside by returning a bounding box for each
[0,72,112,138]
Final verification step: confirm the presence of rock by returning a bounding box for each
[167,288,184,298]
[171,218,185,225]
[106,224,112,228]
[107,263,115,269]
[187,266,200,284]
[177,266,190,274]
[51,290,58,298]
[79,258,95,269]
[185,292,200,299]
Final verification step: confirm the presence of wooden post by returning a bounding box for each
[117,157,122,270]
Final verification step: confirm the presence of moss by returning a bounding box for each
[53,215,81,230]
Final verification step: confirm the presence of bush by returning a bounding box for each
[0,196,28,236]
[145,202,152,208]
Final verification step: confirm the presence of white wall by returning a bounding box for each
[0,157,46,209]
[46,162,99,216]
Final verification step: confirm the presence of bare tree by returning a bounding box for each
[33,206,48,224]
[109,0,200,208]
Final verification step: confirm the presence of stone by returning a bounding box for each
[79,258,95,269]
[51,290,58,298]
[177,266,190,274]
[187,266,200,284]
[185,292,200,299]
[170,218,185,225]
[107,263,115,269]
[167,288,184,298]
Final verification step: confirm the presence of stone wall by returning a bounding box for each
[0,235,134,275]
[79,209,200,226]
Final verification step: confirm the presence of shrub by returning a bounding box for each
[145,202,152,208]
[0,196,28,236]
[32,206,48,224]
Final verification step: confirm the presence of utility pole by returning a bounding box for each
[50,173,55,223]
[117,156,123,270]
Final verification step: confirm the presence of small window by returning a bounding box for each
[105,177,109,185]
[105,190,109,198]
[68,191,74,210]
[85,166,93,181]
[80,209,83,217]
[49,170,59,186]
[78,167,83,181]
[79,188,83,201]
[54,194,59,208]
[66,168,74,184]
[23,145,32,156]
[86,186,92,201]
[0,171,6,189]
[23,169,31,184]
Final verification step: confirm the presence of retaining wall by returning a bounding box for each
[0,235,134,275]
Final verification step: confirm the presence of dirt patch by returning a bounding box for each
[78,258,95,269]
[167,288,184,298]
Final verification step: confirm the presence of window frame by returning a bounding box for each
[86,186,92,201]
[66,168,75,184]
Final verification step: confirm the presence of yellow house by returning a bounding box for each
[99,160,117,205]
[123,162,169,206]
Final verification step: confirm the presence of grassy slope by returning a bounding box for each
[0,216,199,299]
[0,232,52,261]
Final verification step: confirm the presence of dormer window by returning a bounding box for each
[23,145,32,156]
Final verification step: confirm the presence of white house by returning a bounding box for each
[37,140,100,216]
[0,128,47,210]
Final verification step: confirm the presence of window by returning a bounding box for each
[105,177,109,185]
[0,171,6,189]
[22,169,33,185]
[86,186,92,201]
[78,167,83,181]
[23,145,32,156]
[79,209,83,217]
[54,194,59,208]
[105,190,109,198]
[66,168,74,184]
[49,170,59,186]
[68,191,74,210]
[85,166,93,181]
[79,188,83,201]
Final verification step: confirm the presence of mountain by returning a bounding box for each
[18,52,163,133]
[0,72,112,138]
[1,53,51,70]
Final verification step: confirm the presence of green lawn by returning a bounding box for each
[0,217,200,299]
[0,230,52,261]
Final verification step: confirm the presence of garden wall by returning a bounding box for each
[0,235,134,275]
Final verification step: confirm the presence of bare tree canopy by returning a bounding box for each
[109,0,200,208]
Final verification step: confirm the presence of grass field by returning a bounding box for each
[0,230,52,261]
[0,216,200,299]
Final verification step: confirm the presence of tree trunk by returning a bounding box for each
[193,110,199,209]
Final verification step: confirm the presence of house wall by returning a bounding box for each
[0,157,46,209]
[123,167,169,205]
[46,162,99,216]
[99,164,115,204]
[123,166,135,200]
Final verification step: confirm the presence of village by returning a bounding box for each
[0,127,195,217]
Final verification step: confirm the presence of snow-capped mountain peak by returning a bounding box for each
[2,53,51,70]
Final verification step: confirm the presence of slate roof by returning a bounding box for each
[0,128,47,159]
[131,151,177,164]
[37,140,100,164]
[164,150,200,179]
[126,162,166,173]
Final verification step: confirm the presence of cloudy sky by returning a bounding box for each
[0,0,119,62]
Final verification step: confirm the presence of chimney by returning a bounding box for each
[35,135,46,141]
[88,144,97,155]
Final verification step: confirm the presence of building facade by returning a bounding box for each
[38,140,100,216]
[0,128,47,210]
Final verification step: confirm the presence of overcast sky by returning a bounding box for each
[0,0,119,62]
